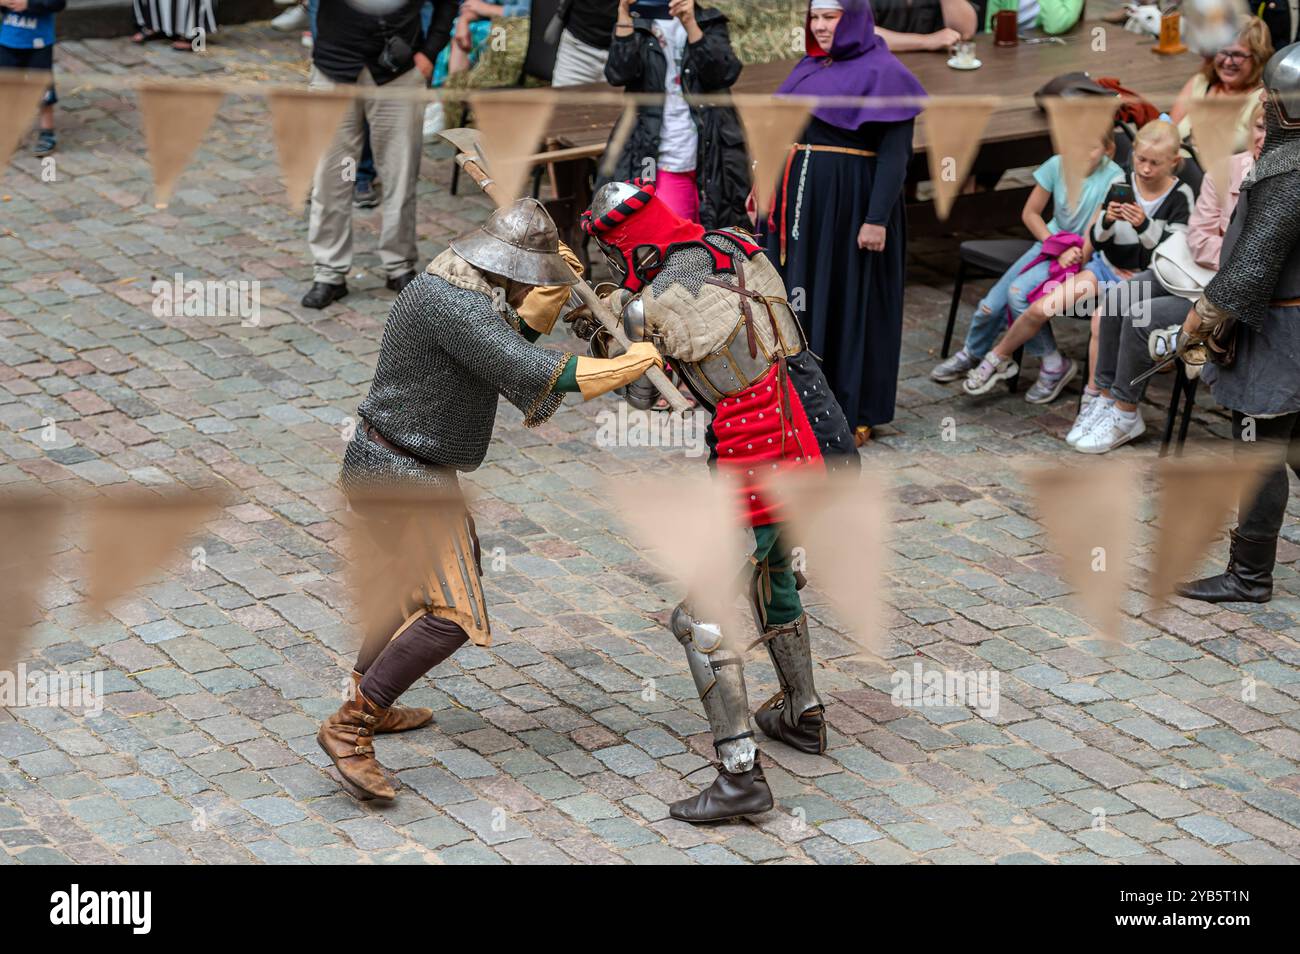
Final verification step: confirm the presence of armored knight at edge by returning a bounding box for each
[581,179,861,823]
[1177,42,1300,605]
[320,199,663,801]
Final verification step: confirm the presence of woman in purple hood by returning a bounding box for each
[763,0,925,446]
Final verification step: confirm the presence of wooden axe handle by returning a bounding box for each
[450,152,691,415]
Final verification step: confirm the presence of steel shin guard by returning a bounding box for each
[761,614,823,727]
[671,603,756,774]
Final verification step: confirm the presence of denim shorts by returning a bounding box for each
[1085,252,1123,288]
[0,44,57,105]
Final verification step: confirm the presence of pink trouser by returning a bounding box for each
[655,169,700,224]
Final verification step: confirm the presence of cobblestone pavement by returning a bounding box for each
[2,26,1299,865]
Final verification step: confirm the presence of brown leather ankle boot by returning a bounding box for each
[669,759,774,823]
[317,689,396,800]
[755,693,827,755]
[351,671,433,733]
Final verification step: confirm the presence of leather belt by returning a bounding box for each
[1271,297,1300,306]
[778,144,878,266]
[791,144,877,158]
[363,419,438,469]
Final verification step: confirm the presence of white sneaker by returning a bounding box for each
[422,102,446,143]
[1066,394,1108,446]
[272,5,308,30]
[1075,404,1146,454]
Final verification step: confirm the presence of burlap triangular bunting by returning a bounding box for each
[0,73,50,167]
[599,103,638,178]
[1148,454,1273,604]
[1187,95,1252,199]
[1043,96,1120,209]
[614,476,749,653]
[0,496,61,673]
[137,83,226,207]
[86,491,220,614]
[267,87,353,207]
[345,487,490,648]
[733,95,813,216]
[922,96,998,221]
[1027,461,1138,640]
[773,470,889,653]
[471,91,557,207]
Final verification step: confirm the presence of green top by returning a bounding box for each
[518,321,581,393]
[983,0,1083,35]
[554,358,579,393]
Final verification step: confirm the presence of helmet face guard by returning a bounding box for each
[1269,90,1300,129]
[597,240,664,291]
[1264,42,1300,129]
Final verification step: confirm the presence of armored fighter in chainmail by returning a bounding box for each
[320,198,662,801]
[1176,43,1300,605]
[581,179,859,822]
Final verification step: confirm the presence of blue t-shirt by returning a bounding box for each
[1033,154,1123,236]
[1,9,56,49]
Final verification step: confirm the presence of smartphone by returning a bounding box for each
[1105,181,1135,206]
[632,1,675,18]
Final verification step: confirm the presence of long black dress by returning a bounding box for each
[763,116,913,432]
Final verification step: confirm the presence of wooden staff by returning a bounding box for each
[440,129,690,414]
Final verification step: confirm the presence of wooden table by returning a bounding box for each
[538,21,1199,238]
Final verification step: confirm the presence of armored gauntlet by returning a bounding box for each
[1178,297,1236,368]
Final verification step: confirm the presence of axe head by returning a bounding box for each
[438,127,490,171]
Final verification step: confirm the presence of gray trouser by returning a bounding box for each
[551,29,609,87]
[1094,271,1195,405]
[307,66,425,284]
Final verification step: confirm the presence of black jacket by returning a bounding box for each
[599,8,751,231]
[313,0,457,86]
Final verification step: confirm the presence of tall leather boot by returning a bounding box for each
[351,670,433,733]
[754,614,827,754]
[666,603,774,823]
[1177,530,1276,604]
[317,689,396,800]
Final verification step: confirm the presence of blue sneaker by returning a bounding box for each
[34,130,56,156]
[353,179,381,209]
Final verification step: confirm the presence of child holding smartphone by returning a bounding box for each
[963,119,1193,399]
[932,126,1122,404]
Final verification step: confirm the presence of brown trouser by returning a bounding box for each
[356,612,467,709]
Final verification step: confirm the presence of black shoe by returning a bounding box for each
[301,281,348,309]
[1177,530,1276,604]
[668,761,774,824]
[353,180,381,209]
[386,271,417,294]
[755,694,827,755]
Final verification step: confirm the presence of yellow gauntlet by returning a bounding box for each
[575,342,664,400]
[517,242,583,337]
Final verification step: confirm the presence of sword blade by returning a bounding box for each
[1129,354,1178,388]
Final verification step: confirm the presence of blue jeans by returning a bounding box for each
[963,242,1058,359]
